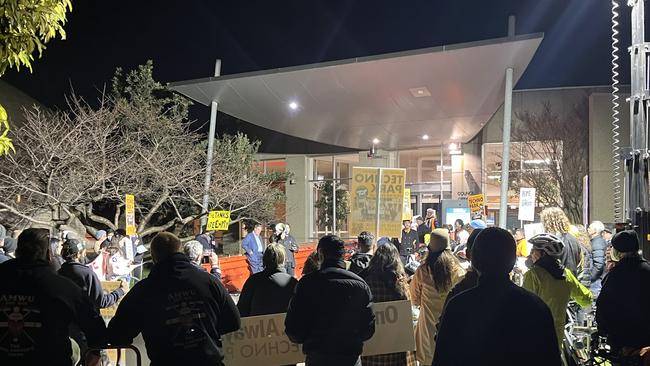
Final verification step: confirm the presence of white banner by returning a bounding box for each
[518,187,536,222]
[222,300,415,366]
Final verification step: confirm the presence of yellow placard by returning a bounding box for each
[100,281,123,317]
[207,210,231,231]
[402,188,412,220]
[125,194,136,236]
[468,193,485,215]
[350,167,405,238]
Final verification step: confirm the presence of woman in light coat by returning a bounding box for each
[410,228,465,365]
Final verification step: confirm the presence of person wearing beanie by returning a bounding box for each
[596,230,650,356]
[434,227,561,366]
[522,233,592,349]
[410,228,464,365]
[443,228,483,308]
[285,235,375,366]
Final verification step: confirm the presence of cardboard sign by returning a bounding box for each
[468,194,485,216]
[518,188,536,222]
[206,210,231,231]
[350,167,406,238]
[125,194,136,236]
[99,280,123,317]
[222,300,415,366]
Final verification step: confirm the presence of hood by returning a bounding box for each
[149,253,193,278]
[535,254,566,280]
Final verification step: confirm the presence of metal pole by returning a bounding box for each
[499,67,514,229]
[201,59,222,229]
[332,156,337,235]
[440,144,444,201]
[375,168,383,238]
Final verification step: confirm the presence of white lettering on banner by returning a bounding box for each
[222,300,415,366]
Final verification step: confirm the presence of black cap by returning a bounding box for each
[61,239,85,258]
[611,230,640,253]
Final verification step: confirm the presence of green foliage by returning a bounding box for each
[314,180,349,232]
[0,104,14,156]
[0,0,73,75]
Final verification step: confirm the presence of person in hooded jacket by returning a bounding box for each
[107,232,240,366]
[433,227,561,366]
[596,230,650,362]
[285,235,375,366]
[0,228,106,366]
[523,233,592,351]
[349,231,375,275]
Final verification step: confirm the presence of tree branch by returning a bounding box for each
[0,201,51,226]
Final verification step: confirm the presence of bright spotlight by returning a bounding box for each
[372,138,380,144]
[288,101,298,110]
[422,134,429,140]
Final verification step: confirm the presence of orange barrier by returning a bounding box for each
[219,244,317,292]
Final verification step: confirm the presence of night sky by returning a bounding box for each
[1,0,634,153]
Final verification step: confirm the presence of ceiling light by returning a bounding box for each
[409,87,431,97]
[288,101,298,110]
[422,134,429,140]
[448,143,458,150]
[372,138,380,144]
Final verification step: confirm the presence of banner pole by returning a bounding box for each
[375,168,383,238]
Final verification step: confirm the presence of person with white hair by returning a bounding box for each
[184,240,222,280]
[588,220,608,296]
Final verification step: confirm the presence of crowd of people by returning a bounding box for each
[0,204,649,366]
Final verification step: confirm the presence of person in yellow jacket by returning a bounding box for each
[523,233,593,351]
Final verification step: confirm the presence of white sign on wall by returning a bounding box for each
[222,300,415,366]
[518,187,536,222]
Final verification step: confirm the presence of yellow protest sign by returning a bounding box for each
[350,167,405,238]
[207,210,231,231]
[100,281,123,317]
[125,194,136,236]
[402,188,412,221]
[468,193,485,216]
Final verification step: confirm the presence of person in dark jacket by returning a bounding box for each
[433,227,561,366]
[596,230,650,355]
[443,228,483,308]
[58,238,128,309]
[588,221,608,296]
[399,220,418,265]
[0,228,106,366]
[285,235,375,366]
[416,216,429,244]
[238,243,298,317]
[301,251,320,277]
[349,231,375,275]
[107,232,240,366]
[196,230,216,252]
[272,223,299,276]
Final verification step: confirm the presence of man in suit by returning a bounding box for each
[242,223,265,274]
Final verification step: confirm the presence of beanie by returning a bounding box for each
[611,230,640,253]
[428,229,450,253]
[470,219,487,230]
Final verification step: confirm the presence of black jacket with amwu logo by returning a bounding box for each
[107,253,240,366]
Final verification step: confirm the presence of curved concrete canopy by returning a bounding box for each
[170,33,543,150]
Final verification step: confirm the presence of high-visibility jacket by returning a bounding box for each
[523,264,592,347]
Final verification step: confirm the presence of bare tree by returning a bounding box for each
[0,62,286,238]
[511,97,589,223]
